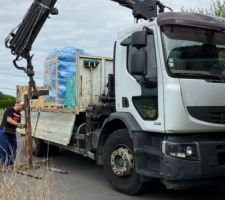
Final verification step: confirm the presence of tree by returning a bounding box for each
[182,0,225,17]
[0,91,15,100]
[0,91,16,109]
[210,0,225,17]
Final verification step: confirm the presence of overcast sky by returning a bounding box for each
[0,0,212,96]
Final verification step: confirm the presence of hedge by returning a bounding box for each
[0,100,16,109]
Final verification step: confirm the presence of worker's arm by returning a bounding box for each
[6,116,24,128]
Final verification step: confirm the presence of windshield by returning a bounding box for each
[161,25,225,81]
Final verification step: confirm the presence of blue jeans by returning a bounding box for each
[0,128,17,165]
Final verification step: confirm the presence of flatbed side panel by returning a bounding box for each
[31,111,75,146]
[76,54,113,110]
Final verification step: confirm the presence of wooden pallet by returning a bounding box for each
[31,106,77,114]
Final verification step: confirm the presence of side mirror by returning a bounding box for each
[131,30,147,49]
[120,36,131,46]
[130,50,147,75]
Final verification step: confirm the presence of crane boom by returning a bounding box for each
[111,0,171,20]
[5,0,58,61]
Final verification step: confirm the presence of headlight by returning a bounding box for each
[162,141,199,160]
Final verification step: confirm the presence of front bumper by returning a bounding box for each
[161,153,225,189]
[134,133,225,189]
[162,140,225,178]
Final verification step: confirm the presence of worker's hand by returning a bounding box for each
[17,123,26,129]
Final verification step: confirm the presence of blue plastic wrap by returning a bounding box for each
[44,46,88,107]
[47,48,60,57]
[64,78,76,108]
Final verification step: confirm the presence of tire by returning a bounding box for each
[32,138,59,157]
[103,129,143,195]
[48,144,59,156]
[32,138,47,157]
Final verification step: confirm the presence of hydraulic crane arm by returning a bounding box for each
[5,0,58,63]
[111,0,172,20]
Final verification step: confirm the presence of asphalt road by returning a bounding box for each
[48,150,225,200]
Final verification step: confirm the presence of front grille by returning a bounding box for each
[218,152,225,165]
[210,112,225,124]
[187,107,225,125]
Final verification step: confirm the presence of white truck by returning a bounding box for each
[6,0,225,195]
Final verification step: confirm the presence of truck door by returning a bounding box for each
[115,25,164,133]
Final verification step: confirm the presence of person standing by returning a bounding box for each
[0,101,26,165]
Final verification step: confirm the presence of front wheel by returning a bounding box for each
[103,129,143,195]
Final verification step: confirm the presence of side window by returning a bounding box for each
[146,34,157,78]
[133,96,158,120]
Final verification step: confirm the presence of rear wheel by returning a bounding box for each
[48,144,59,156]
[103,129,143,195]
[32,138,47,157]
[32,138,59,157]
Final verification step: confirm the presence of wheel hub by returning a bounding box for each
[110,147,134,177]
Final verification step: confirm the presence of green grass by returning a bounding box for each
[0,109,4,124]
[0,109,4,118]
[0,109,4,115]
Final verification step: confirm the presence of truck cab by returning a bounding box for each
[111,11,225,191]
